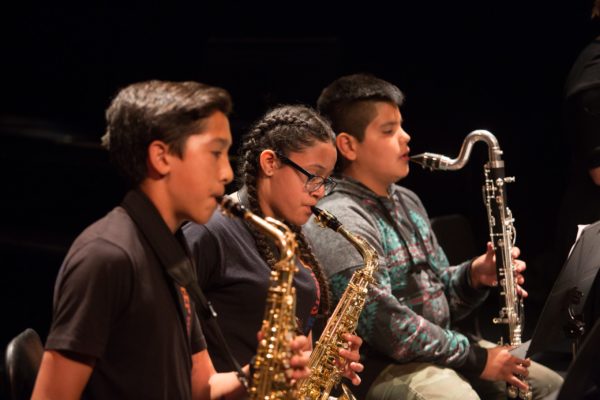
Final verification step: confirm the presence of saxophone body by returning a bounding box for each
[219,195,299,400]
[297,206,379,400]
[410,130,531,400]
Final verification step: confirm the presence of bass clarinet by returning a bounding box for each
[220,195,299,400]
[410,130,532,400]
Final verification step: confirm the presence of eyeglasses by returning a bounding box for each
[275,152,337,194]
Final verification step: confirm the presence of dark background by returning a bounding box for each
[1,0,597,374]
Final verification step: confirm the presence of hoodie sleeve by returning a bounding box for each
[399,187,489,322]
[328,267,486,372]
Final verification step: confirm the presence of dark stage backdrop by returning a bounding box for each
[0,0,597,374]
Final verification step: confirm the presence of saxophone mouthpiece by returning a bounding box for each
[219,195,247,219]
[311,206,343,231]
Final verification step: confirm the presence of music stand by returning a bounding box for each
[541,319,600,400]
[528,221,600,358]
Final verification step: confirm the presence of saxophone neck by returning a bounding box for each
[339,229,378,272]
[311,206,378,272]
[220,195,295,258]
[265,216,297,263]
[410,129,503,171]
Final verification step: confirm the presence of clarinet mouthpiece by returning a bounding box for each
[410,152,452,171]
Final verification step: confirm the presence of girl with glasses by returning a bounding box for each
[183,104,363,394]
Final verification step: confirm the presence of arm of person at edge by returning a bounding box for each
[589,166,600,185]
[32,350,94,400]
[469,242,531,391]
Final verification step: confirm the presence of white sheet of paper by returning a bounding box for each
[508,339,531,359]
[567,224,590,259]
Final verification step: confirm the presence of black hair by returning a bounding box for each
[317,73,405,171]
[103,80,232,187]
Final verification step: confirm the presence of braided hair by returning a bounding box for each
[237,104,335,316]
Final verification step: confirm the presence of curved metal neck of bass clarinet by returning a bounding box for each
[410,129,503,171]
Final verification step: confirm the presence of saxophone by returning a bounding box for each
[410,130,532,400]
[297,206,379,400]
[219,195,299,400]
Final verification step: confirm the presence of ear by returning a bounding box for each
[258,149,278,177]
[336,132,358,161]
[147,140,171,177]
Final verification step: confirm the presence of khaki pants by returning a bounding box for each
[366,341,563,400]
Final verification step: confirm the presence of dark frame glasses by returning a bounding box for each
[275,152,336,194]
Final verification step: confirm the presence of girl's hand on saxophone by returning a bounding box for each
[338,333,364,385]
[287,335,312,382]
[254,331,311,382]
[470,242,529,297]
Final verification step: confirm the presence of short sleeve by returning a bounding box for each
[46,240,134,359]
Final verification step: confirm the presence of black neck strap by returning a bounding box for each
[121,189,248,389]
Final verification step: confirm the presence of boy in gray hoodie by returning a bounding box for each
[304,73,562,400]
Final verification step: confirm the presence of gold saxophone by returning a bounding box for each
[410,130,532,400]
[297,206,379,400]
[219,195,299,400]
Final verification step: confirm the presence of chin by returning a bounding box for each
[196,205,218,224]
[288,213,309,227]
[397,167,410,180]
[296,217,311,227]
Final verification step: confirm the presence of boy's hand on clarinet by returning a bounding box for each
[480,346,530,392]
[471,242,528,297]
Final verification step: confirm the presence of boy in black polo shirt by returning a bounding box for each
[32,80,309,399]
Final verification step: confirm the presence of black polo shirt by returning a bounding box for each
[46,197,206,399]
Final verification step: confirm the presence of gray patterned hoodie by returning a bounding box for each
[303,176,489,391]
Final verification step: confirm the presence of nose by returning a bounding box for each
[398,128,411,144]
[400,128,410,143]
[221,156,234,185]
[309,184,326,200]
